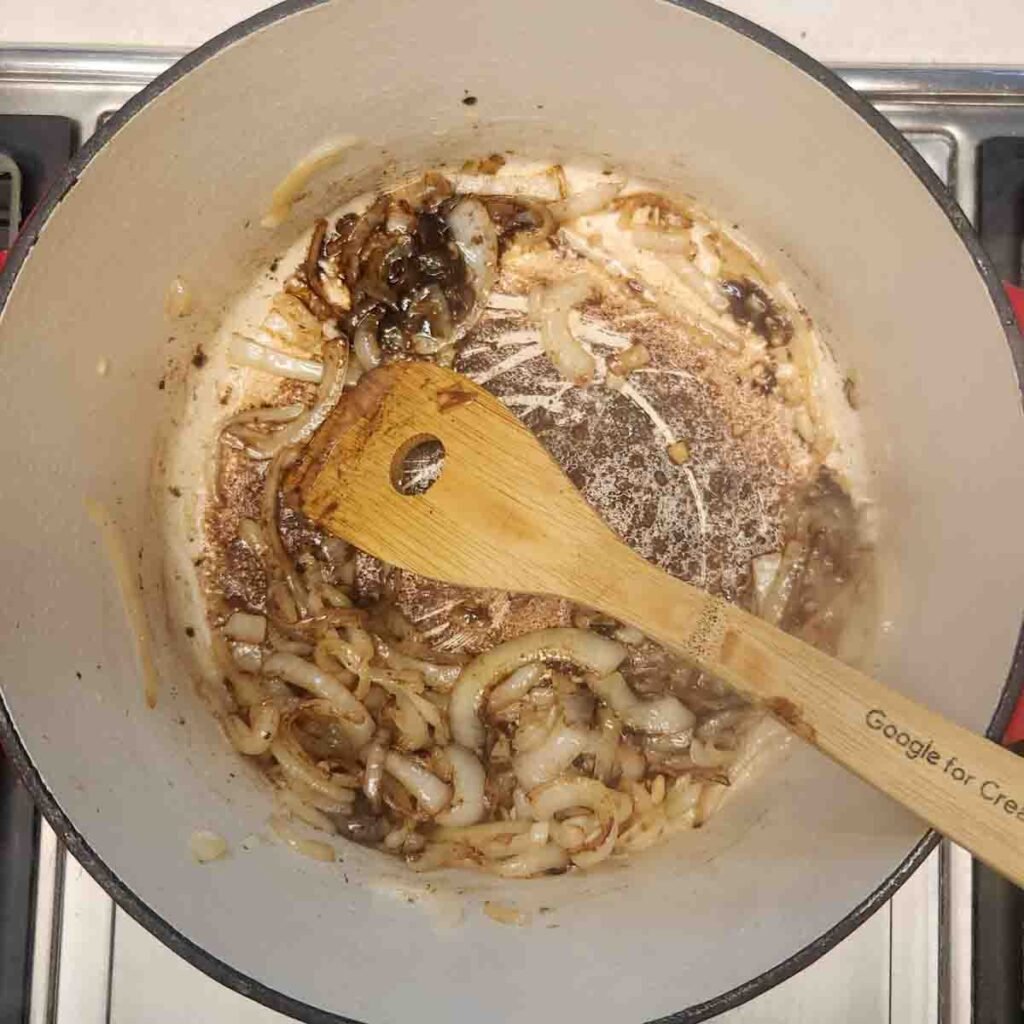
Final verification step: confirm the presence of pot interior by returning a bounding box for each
[1,2,1022,1022]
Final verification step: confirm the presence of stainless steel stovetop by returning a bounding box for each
[1,48,1023,1024]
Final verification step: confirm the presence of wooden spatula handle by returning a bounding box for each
[596,552,1024,887]
[297,361,1024,887]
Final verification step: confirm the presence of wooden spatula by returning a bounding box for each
[290,360,1024,887]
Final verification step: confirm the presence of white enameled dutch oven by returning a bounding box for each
[1,2,1023,1021]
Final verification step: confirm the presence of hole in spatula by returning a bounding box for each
[391,435,446,496]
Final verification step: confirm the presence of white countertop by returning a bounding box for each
[6,0,1024,66]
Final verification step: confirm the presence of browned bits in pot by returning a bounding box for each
[720,277,793,346]
[479,196,555,248]
[328,177,480,366]
[843,375,860,409]
[462,153,506,175]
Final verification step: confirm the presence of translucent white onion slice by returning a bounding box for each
[228,334,323,382]
[450,628,626,751]
[384,752,452,816]
[435,746,486,827]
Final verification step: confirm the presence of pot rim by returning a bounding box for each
[0,1,1021,1021]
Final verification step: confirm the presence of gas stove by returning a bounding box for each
[1,49,1022,1024]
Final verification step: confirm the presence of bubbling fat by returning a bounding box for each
[165,157,877,876]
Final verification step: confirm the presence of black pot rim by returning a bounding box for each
[1,2,1021,1022]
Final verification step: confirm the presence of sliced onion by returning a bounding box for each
[379,644,463,690]
[224,702,280,755]
[471,831,536,859]
[616,741,647,782]
[211,631,267,707]
[348,624,375,661]
[239,341,348,460]
[320,270,352,311]
[529,776,629,821]
[696,708,749,742]
[409,841,481,872]
[277,787,340,834]
[449,171,562,200]
[488,663,544,712]
[482,901,530,925]
[369,669,444,729]
[530,820,550,844]
[572,821,620,868]
[383,821,416,851]
[259,448,309,620]
[623,696,694,735]
[445,197,498,334]
[513,786,534,820]
[228,334,324,382]
[607,345,650,379]
[261,136,358,229]
[593,706,622,784]
[166,276,193,318]
[269,813,338,862]
[320,629,365,678]
[691,221,722,278]
[529,777,630,869]
[269,292,323,352]
[230,642,263,674]
[695,781,729,826]
[630,225,692,254]
[384,751,452,816]
[661,252,732,312]
[344,360,364,388]
[529,276,597,385]
[316,582,353,609]
[281,775,352,815]
[689,737,735,769]
[353,314,382,371]
[189,830,228,863]
[435,745,486,826]
[432,819,531,845]
[613,625,646,645]
[559,226,742,348]
[528,274,593,315]
[761,540,807,626]
[270,736,358,804]
[514,703,559,754]
[488,843,569,878]
[615,192,694,230]
[548,180,623,223]
[587,671,695,735]
[587,671,646,716]
[548,817,589,850]
[221,405,307,451]
[664,776,702,820]
[447,198,498,292]
[560,689,596,727]
[362,729,390,811]
[223,611,267,644]
[450,628,626,751]
[513,723,589,791]
[386,690,430,752]
[263,652,373,747]
[615,809,667,853]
